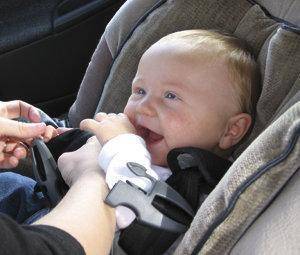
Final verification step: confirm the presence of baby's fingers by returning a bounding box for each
[80,119,102,140]
[43,125,58,142]
[57,127,72,135]
[94,112,107,122]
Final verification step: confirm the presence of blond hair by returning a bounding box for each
[159,30,260,115]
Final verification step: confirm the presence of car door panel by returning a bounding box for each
[0,0,125,116]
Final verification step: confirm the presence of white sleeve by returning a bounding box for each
[98,133,159,192]
[98,133,162,230]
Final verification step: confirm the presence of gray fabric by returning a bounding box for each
[175,102,300,254]
[233,4,278,58]
[0,0,61,54]
[68,0,160,127]
[68,36,113,127]
[256,0,300,26]
[234,26,300,157]
[273,78,300,120]
[104,0,160,59]
[230,168,300,255]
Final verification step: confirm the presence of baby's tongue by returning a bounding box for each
[147,130,163,143]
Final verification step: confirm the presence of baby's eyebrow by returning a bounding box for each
[132,76,144,85]
[165,81,188,92]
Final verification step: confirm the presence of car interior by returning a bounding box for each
[1,0,300,254]
[0,0,126,116]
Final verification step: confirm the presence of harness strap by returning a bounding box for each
[117,147,231,255]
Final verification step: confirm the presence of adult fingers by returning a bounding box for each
[0,118,46,139]
[0,156,19,169]
[0,100,41,122]
[1,140,27,159]
[13,146,27,159]
[0,140,6,153]
[4,141,18,153]
[0,144,19,168]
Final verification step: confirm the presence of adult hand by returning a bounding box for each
[36,135,115,255]
[0,100,46,168]
[80,112,136,145]
[58,136,103,186]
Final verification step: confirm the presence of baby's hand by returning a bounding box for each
[80,112,136,145]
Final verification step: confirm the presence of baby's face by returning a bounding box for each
[124,40,240,166]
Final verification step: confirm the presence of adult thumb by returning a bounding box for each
[0,118,46,139]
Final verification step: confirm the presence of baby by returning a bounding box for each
[0,30,259,231]
[78,29,259,228]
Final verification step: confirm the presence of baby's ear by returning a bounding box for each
[219,113,252,150]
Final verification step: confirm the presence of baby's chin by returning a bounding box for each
[151,156,168,167]
[148,146,168,167]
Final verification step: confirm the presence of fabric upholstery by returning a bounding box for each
[230,166,300,255]
[255,0,300,26]
[68,37,113,126]
[68,0,161,126]
[234,24,300,156]
[0,0,62,54]
[175,101,300,254]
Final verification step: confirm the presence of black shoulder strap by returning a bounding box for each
[46,129,93,161]
[167,147,232,186]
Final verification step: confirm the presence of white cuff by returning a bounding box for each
[98,133,149,172]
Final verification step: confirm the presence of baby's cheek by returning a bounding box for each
[123,102,135,119]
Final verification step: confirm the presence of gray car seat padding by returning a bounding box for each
[228,93,300,255]
[175,101,300,254]
[230,155,300,255]
[68,36,113,124]
[234,22,300,156]
[254,0,300,26]
[68,0,162,126]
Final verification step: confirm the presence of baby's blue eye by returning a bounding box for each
[134,88,146,95]
[164,92,178,100]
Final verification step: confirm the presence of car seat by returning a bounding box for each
[67,0,300,254]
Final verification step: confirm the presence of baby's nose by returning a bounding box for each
[137,98,156,117]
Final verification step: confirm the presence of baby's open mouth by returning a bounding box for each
[136,125,164,145]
